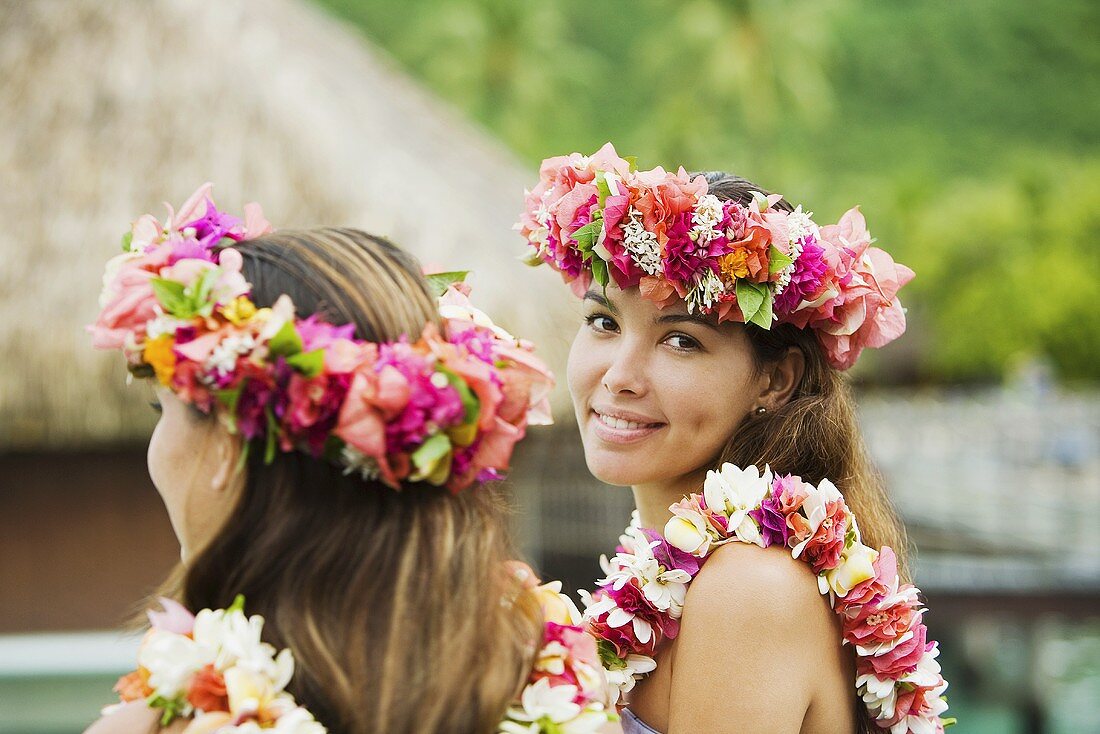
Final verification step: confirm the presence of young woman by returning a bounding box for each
[85,185,612,734]
[519,146,953,733]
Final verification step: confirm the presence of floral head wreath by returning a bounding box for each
[518,143,914,370]
[92,184,554,492]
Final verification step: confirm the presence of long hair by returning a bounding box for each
[153,229,540,733]
[701,175,908,732]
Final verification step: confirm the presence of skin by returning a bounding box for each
[569,285,854,733]
[84,386,242,733]
[146,385,244,562]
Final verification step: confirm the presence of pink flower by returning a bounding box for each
[146,597,195,635]
[787,498,850,573]
[842,594,923,652]
[858,619,929,679]
[334,367,405,486]
[90,247,171,350]
[877,677,948,731]
[844,546,900,608]
[633,167,708,242]
[187,664,229,713]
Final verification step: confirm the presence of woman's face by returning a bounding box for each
[567,285,770,490]
[147,386,243,561]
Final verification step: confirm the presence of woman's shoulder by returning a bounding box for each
[686,540,829,624]
[84,701,189,734]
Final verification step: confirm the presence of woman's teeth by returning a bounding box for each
[597,413,649,430]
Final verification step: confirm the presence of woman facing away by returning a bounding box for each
[84,185,615,734]
[519,145,954,734]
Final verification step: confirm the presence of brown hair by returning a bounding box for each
[701,174,907,732]
[154,229,540,733]
[725,318,910,570]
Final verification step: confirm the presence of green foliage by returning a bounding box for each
[314,0,1100,382]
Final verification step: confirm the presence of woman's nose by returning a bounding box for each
[601,341,648,397]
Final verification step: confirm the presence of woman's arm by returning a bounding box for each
[666,542,838,733]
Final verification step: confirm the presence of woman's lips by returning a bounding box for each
[590,409,665,445]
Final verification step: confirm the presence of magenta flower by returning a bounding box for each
[748,493,789,548]
[181,197,243,249]
[662,212,715,286]
[774,237,829,315]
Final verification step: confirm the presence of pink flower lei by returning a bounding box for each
[580,464,956,733]
[91,184,554,493]
[518,143,915,370]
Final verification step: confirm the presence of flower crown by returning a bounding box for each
[518,143,914,370]
[92,184,554,492]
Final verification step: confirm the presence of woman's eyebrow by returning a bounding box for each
[655,312,722,331]
[583,290,618,314]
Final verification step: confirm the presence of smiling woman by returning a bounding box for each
[520,146,949,733]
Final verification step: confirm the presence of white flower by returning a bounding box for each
[622,208,662,276]
[702,463,773,547]
[690,194,724,242]
[139,629,208,702]
[664,512,711,557]
[684,270,725,314]
[598,526,689,618]
[784,206,817,245]
[203,333,258,378]
[820,543,879,599]
[340,446,381,481]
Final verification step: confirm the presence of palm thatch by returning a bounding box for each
[0,0,578,449]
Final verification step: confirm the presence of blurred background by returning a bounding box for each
[1,0,1097,731]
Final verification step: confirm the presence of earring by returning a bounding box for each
[753,406,767,416]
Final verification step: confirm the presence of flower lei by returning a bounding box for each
[580,464,956,734]
[518,144,914,370]
[107,596,325,733]
[109,585,615,734]
[500,569,617,733]
[91,184,553,492]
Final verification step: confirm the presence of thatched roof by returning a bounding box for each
[0,0,577,449]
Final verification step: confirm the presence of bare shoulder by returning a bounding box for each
[685,540,828,629]
[84,701,187,734]
[666,542,838,731]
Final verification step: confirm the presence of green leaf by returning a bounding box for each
[268,320,303,357]
[748,289,774,329]
[596,639,626,669]
[120,231,133,252]
[591,259,609,287]
[190,268,220,317]
[149,278,189,316]
[410,432,452,483]
[263,408,279,464]
[438,366,479,423]
[569,221,602,252]
[519,249,545,267]
[596,172,613,208]
[214,385,244,434]
[227,594,246,613]
[286,349,325,377]
[735,279,766,322]
[768,246,794,274]
[424,270,471,297]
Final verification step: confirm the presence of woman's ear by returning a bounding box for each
[209,426,245,496]
[757,347,805,411]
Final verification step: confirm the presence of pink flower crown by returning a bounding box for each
[518,143,915,370]
[92,184,554,492]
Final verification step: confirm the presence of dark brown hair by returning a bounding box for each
[155,229,540,733]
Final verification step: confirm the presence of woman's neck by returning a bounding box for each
[631,470,706,532]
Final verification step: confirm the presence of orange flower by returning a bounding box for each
[719,224,771,283]
[113,668,152,702]
[187,664,230,712]
[142,335,177,385]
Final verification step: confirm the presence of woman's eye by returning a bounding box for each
[665,333,701,351]
[585,314,618,333]
[148,400,163,414]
